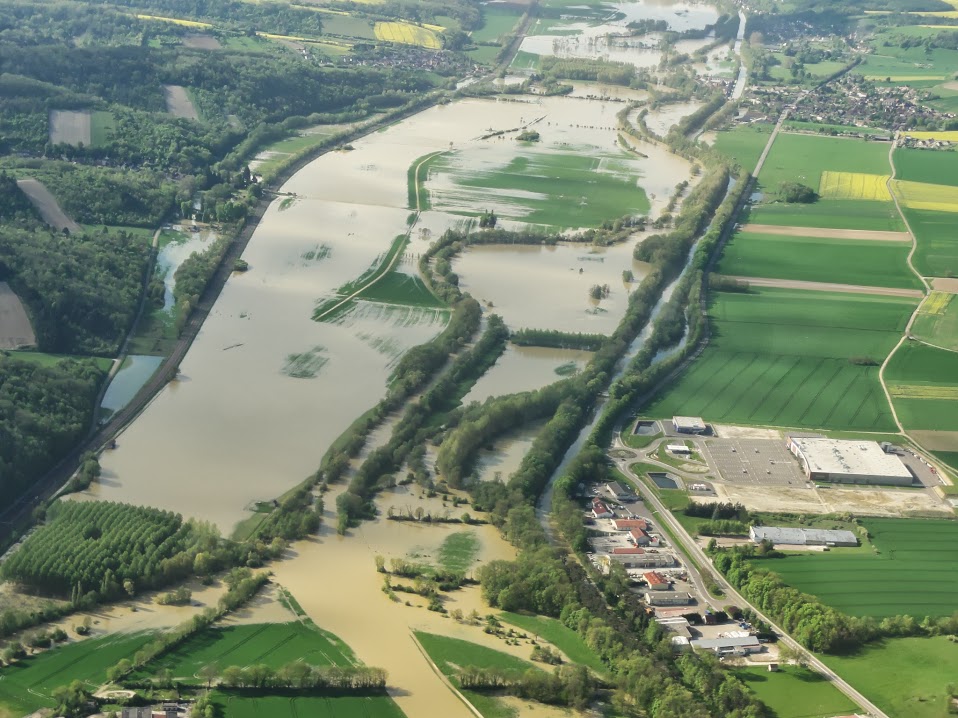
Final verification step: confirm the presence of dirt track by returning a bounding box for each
[0,281,36,349]
[741,223,911,242]
[727,275,925,298]
[16,178,81,233]
[163,85,200,120]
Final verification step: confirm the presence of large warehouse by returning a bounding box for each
[749,526,859,547]
[786,437,914,486]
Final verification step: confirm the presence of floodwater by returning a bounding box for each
[156,226,216,313]
[453,241,650,334]
[473,422,545,483]
[463,345,593,405]
[643,100,705,137]
[99,355,163,417]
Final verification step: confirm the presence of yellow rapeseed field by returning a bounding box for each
[889,384,958,400]
[374,21,441,49]
[902,130,958,141]
[891,179,958,212]
[922,292,953,315]
[136,13,211,27]
[819,171,891,201]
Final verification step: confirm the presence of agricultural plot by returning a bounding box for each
[716,232,921,290]
[762,518,958,618]
[818,171,890,201]
[823,636,958,718]
[0,281,36,349]
[163,85,200,120]
[757,133,892,195]
[746,199,905,232]
[498,613,607,675]
[320,14,376,39]
[891,179,958,213]
[133,623,355,683]
[733,666,857,718]
[711,123,774,173]
[0,633,154,716]
[902,130,958,141]
[893,147,958,187]
[212,693,405,718]
[471,6,522,43]
[48,109,90,146]
[437,530,480,573]
[427,148,650,228]
[355,271,444,308]
[903,206,958,277]
[15,178,81,233]
[912,292,958,350]
[885,342,958,431]
[644,288,916,431]
[374,22,441,49]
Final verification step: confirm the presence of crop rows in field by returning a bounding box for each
[903,206,958,276]
[819,171,891,201]
[888,384,958,399]
[645,288,915,431]
[893,147,958,188]
[892,179,958,212]
[213,693,404,718]
[374,22,441,48]
[885,342,958,430]
[766,519,958,618]
[922,291,952,315]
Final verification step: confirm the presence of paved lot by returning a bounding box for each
[702,439,806,486]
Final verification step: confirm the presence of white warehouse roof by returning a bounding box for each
[750,526,858,546]
[790,438,911,479]
[673,416,706,430]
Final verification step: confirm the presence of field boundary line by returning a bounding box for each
[408,632,484,718]
[723,276,924,298]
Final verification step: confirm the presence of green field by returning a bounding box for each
[711,123,774,173]
[498,612,607,675]
[131,623,355,683]
[733,666,857,718]
[762,518,958,618]
[212,692,405,718]
[320,14,377,39]
[356,270,445,308]
[415,631,536,718]
[911,295,958,351]
[471,6,522,43]
[757,133,893,195]
[427,148,650,228]
[746,199,905,232]
[886,341,958,386]
[783,121,887,137]
[768,58,845,83]
[933,451,958,472]
[90,110,115,147]
[437,530,481,573]
[5,351,113,371]
[717,231,921,289]
[822,636,958,718]
[894,148,958,187]
[645,288,916,431]
[0,633,153,715]
[885,342,958,431]
[903,206,958,277]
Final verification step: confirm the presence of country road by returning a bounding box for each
[611,447,890,718]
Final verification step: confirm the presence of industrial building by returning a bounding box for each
[749,526,859,547]
[786,437,913,486]
[644,571,669,590]
[673,416,707,434]
[601,552,675,569]
[644,591,692,606]
[666,444,692,455]
[611,518,649,532]
[591,499,614,519]
[691,636,761,656]
[606,481,632,500]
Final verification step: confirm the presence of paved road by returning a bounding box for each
[613,451,889,718]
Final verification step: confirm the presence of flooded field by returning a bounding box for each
[642,100,705,137]
[99,355,163,417]
[464,345,592,404]
[454,241,649,334]
[472,422,545,483]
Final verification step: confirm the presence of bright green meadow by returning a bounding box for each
[757,133,892,193]
[211,692,404,718]
[746,199,905,232]
[644,288,916,431]
[903,206,958,277]
[894,148,958,187]
[498,612,607,675]
[733,666,857,718]
[711,123,774,173]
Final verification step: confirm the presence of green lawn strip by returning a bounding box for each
[757,133,893,193]
[415,631,538,718]
[733,665,857,718]
[745,199,906,232]
[129,623,354,683]
[783,120,887,136]
[438,530,481,573]
[933,451,958,474]
[0,632,154,715]
[711,123,775,173]
[621,428,663,449]
[893,148,958,187]
[820,636,958,718]
[90,110,115,148]
[211,692,405,718]
[407,151,444,210]
[497,612,607,675]
[717,231,922,289]
[355,271,445,308]
[5,350,113,371]
[903,206,958,277]
[753,518,958,618]
[644,288,913,431]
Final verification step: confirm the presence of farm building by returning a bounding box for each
[591,499,614,519]
[601,551,675,569]
[644,571,669,590]
[673,416,707,434]
[786,437,913,486]
[611,518,649,532]
[644,591,693,606]
[666,444,691,455]
[606,481,631,500]
[749,526,859,547]
[691,636,761,656]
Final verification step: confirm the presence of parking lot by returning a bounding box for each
[701,439,806,486]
